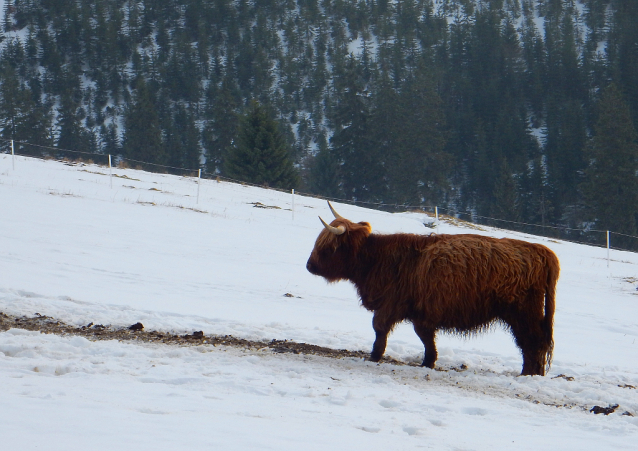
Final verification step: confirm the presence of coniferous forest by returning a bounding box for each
[1,0,638,244]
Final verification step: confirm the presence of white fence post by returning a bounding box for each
[11,139,15,170]
[196,169,201,204]
[607,230,610,268]
[435,206,438,221]
[292,189,295,221]
[108,154,113,188]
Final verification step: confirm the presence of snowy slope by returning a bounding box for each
[1,154,637,450]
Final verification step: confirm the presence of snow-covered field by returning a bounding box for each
[1,154,637,450]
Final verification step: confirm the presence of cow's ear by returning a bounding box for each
[357,222,372,235]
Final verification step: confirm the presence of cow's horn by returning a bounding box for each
[319,216,346,235]
[327,201,344,219]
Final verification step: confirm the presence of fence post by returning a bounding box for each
[435,206,438,221]
[607,230,610,268]
[108,154,113,188]
[292,189,295,221]
[11,139,15,170]
[196,169,201,204]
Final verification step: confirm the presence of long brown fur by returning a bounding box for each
[306,215,560,376]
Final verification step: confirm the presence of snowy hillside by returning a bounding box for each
[1,154,637,450]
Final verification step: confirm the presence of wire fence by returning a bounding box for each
[3,137,638,255]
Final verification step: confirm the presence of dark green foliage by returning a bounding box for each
[225,100,299,188]
[582,84,638,240]
[607,1,638,123]
[122,77,165,165]
[56,96,92,156]
[369,70,450,206]
[330,54,378,201]
[166,105,202,171]
[0,61,52,154]
[491,157,519,222]
[1,0,638,241]
[308,144,343,198]
[203,76,240,174]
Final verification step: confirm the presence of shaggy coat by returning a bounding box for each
[306,213,560,376]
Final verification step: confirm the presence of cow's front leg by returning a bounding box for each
[369,312,392,362]
[413,323,437,369]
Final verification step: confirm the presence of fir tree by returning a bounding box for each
[56,96,92,157]
[330,54,377,201]
[100,122,120,156]
[582,84,638,241]
[122,77,166,166]
[203,76,240,174]
[491,157,519,222]
[165,105,201,171]
[308,143,342,198]
[0,63,52,155]
[225,100,299,188]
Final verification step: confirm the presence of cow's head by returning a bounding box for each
[306,202,372,282]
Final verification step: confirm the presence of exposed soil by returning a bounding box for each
[2,311,635,417]
[0,311,404,365]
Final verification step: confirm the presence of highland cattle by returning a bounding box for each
[306,202,559,376]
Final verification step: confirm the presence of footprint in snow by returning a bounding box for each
[403,426,425,436]
[463,407,489,416]
[357,426,381,433]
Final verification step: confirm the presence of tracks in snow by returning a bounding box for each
[1,311,635,418]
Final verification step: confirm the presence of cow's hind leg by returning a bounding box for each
[413,323,437,368]
[512,329,544,375]
[504,292,551,376]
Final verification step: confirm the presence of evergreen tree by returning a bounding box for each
[122,77,166,165]
[0,63,26,148]
[100,122,120,156]
[225,100,299,188]
[203,76,240,174]
[308,143,342,198]
[370,70,450,206]
[56,96,92,156]
[330,54,377,201]
[543,7,588,224]
[582,84,638,241]
[607,0,638,131]
[165,105,201,171]
[519,154,553,230]
[491,157,519,222]
[0,62,52,155]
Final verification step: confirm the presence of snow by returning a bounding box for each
[1,154,637,450]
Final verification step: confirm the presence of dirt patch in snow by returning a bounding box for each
[2,311,635,417]
[0,311,402,365]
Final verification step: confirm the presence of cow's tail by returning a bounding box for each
[542,253,559,375]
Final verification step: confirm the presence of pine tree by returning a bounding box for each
[0,63,52,155]
[165,105,201,171]
[56,95,91,157]
[225,100,299,188]
[330,54,376,201]
[100,122,120,156]
[491,157,519,222]
[122,77,166,166]
[371,69,450,206]
[203,76,240,174]
[0,63,25,147]
[582,84,638,241]
[607,0,638,131]
[308,142,342,198]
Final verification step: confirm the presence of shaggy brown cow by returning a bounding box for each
[306,202,560,376]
